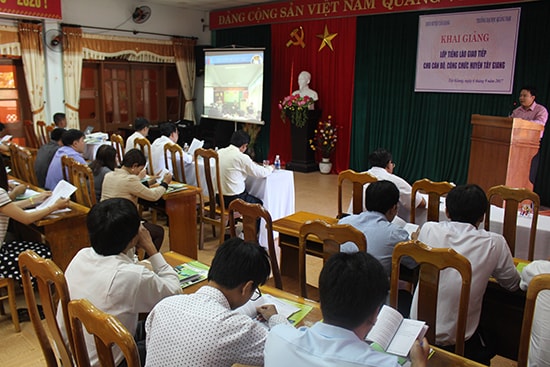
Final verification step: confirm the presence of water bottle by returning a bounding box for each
[274,155,281,170]
[183,142,189,152]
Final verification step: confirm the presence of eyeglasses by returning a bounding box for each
[250,287,262,301]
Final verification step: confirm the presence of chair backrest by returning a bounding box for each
[61,155,78,184]
[19,250,74,367]
[133,137,154,175]
[410,178,454,223]
[194,148,225,213]
[70,162,96,208]
[110,134,124,164]
[8,143,22,179]
[164,142,186,183]
[298,220,367,298]
[337,169,377,218]
[37,120,49,147]
[15,144,39,186]
[485,185,540,260]
[23,120,40,149]
[228,199,282,289]
[389,240,472,356]
[517,273,550,367]
[68,299,140,367]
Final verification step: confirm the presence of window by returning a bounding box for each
[0,60,31,145]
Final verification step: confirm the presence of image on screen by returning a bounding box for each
[203,48,264,124]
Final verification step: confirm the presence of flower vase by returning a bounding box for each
[319,157,332,174]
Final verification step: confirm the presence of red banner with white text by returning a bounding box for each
[0,0,62,20]
[211,0,534,29]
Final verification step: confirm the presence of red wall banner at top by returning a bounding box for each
[210,0,534,29]
[0,0,62,20]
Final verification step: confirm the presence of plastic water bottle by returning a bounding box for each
[183,142,189,152]
[274,155,281,170]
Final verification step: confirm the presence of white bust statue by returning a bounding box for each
[292,71,318,109]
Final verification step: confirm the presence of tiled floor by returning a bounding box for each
[0,171,516,366]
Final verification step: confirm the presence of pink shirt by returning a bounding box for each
[511,101,548,138]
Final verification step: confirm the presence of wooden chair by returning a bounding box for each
[389,240,471,356]
[164,142,186,183]
[23,120,40,149]
[15,144,39,186]
[69,298,140,367]
[36,121,50,147]
[337,169,377,219]
[110,134,124,164]
[228,199,282,289]
[410,178,454,223]
[0,277,20,332]
[133,137,154,176]
[8,143,22,179]
[19,250,73,367]
[70,162,96,208]
[61,155,78,184]
[194,148,228,246]
[298,220,367,299]
[485,185,540,260]
[517,273,550,367]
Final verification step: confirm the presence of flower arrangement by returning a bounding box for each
[309,115,338,158]
[278,94,314,128]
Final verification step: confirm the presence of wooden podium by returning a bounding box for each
[467,114,543,193]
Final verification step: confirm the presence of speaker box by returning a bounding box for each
[194,45,212,77]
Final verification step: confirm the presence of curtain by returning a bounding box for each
[62,26,83,129]
[0,25,21,56]
[173,37,197,122]
[213,25,272,161]
[269,18,357,172]
[18,22,46,124]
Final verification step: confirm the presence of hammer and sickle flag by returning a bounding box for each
[286,26,306,48]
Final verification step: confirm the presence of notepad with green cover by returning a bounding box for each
[174,261,209,288]
[279,298,313,326]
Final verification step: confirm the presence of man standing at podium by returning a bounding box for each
[511,86,548,185]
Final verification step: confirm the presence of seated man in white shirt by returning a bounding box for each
[519,260,550,367]
[218,130,273,206]
[265,251,430,367]
[145,237,289,367]
[366,148,425,222]
[411,184,520,365]
[125,117,150,154]
[151,122,192,176]
[57,198,181,367]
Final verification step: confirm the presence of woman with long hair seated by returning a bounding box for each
[100,149,171,251]
[0,157,69,281]
[89,145,117,202]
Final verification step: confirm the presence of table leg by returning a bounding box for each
[165,190,198,259]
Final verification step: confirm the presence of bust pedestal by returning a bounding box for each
[286,110,321,172]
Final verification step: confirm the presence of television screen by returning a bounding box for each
[203,48,264,125]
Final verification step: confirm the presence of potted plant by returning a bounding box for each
[309,115,338,174]
[278,94,314,128]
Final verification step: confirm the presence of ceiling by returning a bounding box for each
[145,0,276,12]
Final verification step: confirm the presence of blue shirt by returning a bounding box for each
[265,322,399,367]
[45,146,86,190]
[339,211,415,276]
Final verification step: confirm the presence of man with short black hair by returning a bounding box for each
[125,117,150,155]
[34,128,64,187]
[150,122,191,176]
[58,198,181,367]
[339,180,416,276]
[53,112,67,129]
[411,184,520,365]
[264,251,429,366]
[145,238,288,367]
[366,148,425,221]
[218,130,272,206]
[45,129,86,189]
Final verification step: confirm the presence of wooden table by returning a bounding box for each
[9,176,90,271]
[162,250,488,366]
[162,185,201,259]
[272,211,337,277]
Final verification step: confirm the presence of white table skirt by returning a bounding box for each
[84,141,110,161]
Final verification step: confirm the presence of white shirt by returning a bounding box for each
[145,285,288,367]
[411,221,520,345]
[57,248,181,367]
[265,322,399,367]
[151,135,192,176]
[218,144,273,196]
[125,131,146,154]
[520,260,550,367]
[366,166,423,221]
